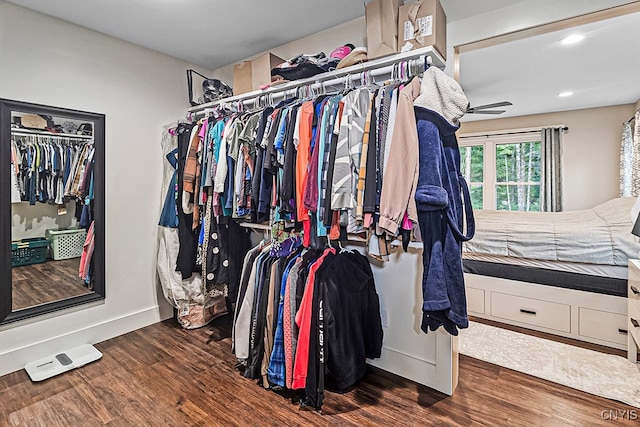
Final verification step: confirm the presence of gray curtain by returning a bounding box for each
[541,127,563,212]
[620,111,640,197]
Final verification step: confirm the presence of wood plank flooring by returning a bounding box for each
[12,258,92,311]
[1,316,637,426]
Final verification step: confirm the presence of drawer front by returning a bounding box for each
[629,280,640,306]
[628,301,640,346]
[578,307,628,346]
[466,287,485,315]
[491,292,571,332]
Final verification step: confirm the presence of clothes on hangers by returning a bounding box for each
[159,59,474,340]
[11,134,94,206]
[232,241,382,410]
[79,220,95,285]
[157,123,233,330]
[413,66,476,336]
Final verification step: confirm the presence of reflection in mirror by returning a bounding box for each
[0,98,105,324]
[10,111,95,311]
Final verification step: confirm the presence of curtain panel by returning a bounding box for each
[620,119,634,196]
[541,127,563,212]
[620,110,640,197]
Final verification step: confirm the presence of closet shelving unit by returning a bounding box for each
[189,45,444,243]
[183,45,458,396]
[187,45,445,115]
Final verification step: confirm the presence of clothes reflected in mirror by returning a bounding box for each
[10,113,96,312]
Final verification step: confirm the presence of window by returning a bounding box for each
[460,131,543,211]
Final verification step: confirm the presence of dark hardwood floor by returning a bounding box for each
[1,316,637,426]
[12,258,92,311]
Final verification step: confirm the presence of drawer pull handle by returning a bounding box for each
[520,309,536,315]
[619,328,628,334]
[632,286,640,295]
[632,318,640,328]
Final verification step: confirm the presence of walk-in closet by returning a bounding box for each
[1,0,640,425]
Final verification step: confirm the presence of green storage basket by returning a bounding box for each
[11,237,50,267]
[46,228,87,260]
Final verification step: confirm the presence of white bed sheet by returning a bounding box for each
[463,197,640,267]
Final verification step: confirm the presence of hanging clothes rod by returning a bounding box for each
[195,57,430,116]
[188,45,445,116]
[11,129,93,140]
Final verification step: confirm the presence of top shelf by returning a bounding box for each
[188,45,446,113]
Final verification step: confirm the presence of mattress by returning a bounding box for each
[462,259,627,297]
[463,197,640,267]
[462,252,627,280]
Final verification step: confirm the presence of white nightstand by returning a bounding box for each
[627,260,640,362]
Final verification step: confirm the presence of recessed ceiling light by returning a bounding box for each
[558,91,574,97]
[561,34,584,45]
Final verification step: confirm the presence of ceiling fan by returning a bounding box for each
[466,101,513,114]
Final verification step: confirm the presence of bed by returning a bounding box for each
[462,197,640,350]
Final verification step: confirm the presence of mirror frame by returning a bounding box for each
[0,98,105,323]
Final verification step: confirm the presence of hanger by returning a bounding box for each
[361,70,378,92]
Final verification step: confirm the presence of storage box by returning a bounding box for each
[398,0,447,59]
[11,237,49,267]
[46,228,87,260]
[233,61,253,96]
[366,0,403,60]
[233,53,284,95]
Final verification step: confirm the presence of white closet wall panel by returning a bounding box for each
[349,245,456,395]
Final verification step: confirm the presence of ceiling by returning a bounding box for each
[5,0,518,70]
[5,0,639,121]
[460,10,640,121]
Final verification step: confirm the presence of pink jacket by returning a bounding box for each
[378,77,421,236]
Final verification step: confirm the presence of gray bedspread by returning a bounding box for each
[463,197,640,266]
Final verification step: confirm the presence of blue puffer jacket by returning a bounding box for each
[414,106,475,336]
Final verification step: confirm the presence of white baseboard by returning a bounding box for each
[0,304,173,377]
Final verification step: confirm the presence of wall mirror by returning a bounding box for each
[0,99,105,324]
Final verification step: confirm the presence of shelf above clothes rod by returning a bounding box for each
[187,46,446,115]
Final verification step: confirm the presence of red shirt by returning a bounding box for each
[291,247,335,389]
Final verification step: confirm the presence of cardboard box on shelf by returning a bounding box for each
[366,0,403,60]
[232,61,252,95]
[397,0,447,59]
[232,52,284,95]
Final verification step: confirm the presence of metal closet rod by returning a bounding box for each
[11,129,93,140]
[191,54,434,117]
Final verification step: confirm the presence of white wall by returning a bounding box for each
[459,104,635,211]
[0,1,212,376]
[12,203,78,240]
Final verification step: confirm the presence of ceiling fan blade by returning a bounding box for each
[468,101,513,110]
[467,109,506,114]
